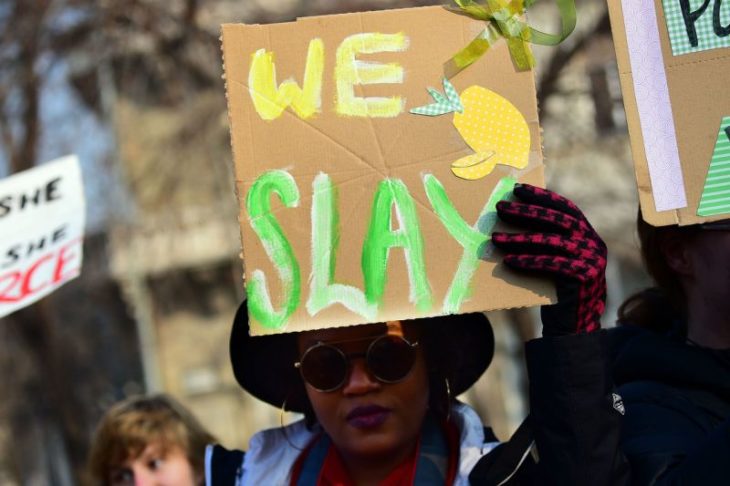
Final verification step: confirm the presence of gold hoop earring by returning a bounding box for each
[444,377,452,422]
[280,397,288,429]
[278,397,306,451]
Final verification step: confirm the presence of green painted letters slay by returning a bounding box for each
[246,170,526,331]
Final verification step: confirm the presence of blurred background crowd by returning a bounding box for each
[0,0,649,484]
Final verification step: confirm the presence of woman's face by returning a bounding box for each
[297,322,430,462]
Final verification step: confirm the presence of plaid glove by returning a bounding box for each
[492,184,607,336]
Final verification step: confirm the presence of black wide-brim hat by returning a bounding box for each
[230,301,495,414]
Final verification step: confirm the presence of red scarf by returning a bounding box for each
[290,420,460,486]
[317,441,418,486]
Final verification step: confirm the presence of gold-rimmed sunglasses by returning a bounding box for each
[294,323,419,392]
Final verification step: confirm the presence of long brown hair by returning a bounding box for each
[616,210,701,331]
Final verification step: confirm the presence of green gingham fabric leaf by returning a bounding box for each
[427,88,449,105]
[442,77,464,112]
[410,77,464,116]
[410,103,456,116]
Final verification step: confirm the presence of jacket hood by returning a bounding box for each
[610,325,730,401]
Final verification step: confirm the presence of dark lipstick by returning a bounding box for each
[346,405,391,429]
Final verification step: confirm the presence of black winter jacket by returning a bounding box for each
[609,325,730,485]
[471,331,629,485]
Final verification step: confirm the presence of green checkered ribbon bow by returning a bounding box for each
[446,0,577,75]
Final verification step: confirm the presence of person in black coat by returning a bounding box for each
[610,214,730,485]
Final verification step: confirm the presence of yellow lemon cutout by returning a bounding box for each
[452,86,530,180]
[410,80,531,181]
[451,151,497,180]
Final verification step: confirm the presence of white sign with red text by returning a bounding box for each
[0,155,85,318]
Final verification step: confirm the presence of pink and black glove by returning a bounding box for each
[492,184,607,336]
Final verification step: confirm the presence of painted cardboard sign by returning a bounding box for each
[0,155,85,318]
[608,0,730,225]
[222,6,552,335]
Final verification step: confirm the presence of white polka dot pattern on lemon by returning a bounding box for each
[452,86,530,180]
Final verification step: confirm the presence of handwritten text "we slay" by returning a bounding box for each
[243,32,518,329]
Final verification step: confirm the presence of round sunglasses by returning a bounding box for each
[294,334,419,392]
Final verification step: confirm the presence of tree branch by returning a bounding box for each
[537,8,611,119]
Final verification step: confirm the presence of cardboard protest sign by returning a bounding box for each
[222,6,553,335]
[0,155,85,318]
[608,0,730,226]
